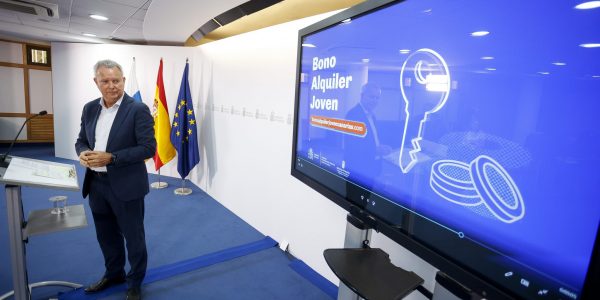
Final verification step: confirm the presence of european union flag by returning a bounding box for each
[170,61,200,179]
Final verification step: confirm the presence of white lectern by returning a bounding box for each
[0,156,84,300]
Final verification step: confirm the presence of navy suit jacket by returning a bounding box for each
[75,94,156,201]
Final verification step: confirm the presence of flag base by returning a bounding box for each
[151,181,168,189]
[174,187,192,195]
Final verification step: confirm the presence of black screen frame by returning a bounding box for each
[289,0,600,299]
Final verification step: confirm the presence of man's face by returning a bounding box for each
[94,66,125,105]
[361,87,381,112]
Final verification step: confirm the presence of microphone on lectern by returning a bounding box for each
[0,110,48,168]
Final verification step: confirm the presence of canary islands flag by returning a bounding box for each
[126,57,142,102]
[170,61,200,179]
[152,59,176,170]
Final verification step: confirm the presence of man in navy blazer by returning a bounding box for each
[344,83,391,188]
[75,59,155,300]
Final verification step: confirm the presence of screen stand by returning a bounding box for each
[338,214,372,300]
[433,272,483,300]
[325,213,424,300]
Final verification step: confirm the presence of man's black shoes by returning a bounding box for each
[84,276,141,299]
[126,287,142,300]
[84,277,126,293]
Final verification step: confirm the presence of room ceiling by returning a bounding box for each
[0,0,151,44]
[0,0,365,46]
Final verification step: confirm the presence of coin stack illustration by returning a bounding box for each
[430,155,525,223]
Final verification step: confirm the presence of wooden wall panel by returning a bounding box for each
[28,115,54,141]
[0,39,53,143]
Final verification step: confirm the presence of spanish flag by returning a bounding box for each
[152,59,176,170]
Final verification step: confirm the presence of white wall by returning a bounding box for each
[0,66,25,113]
[0,117,26,140]
[29,69,53,114]
[0,66,27,140]
[191,14,351,284]
[51,13,437,298]
[0,41,22,63]
[52,43,193,164]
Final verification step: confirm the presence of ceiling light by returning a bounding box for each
[399,49,410,54]
[471,31,490,37]
[425,74,449,92]
[83,33,97,37]
[592,75,600,78]
[580,43,600,48]
[575,1,600,9]
[89,14,108,21]
[481,56,494,60]
[361,58,370,63]
[485,68,496,71]
[538,72,550,75]
[301,43,316,48]
[552,62,566,66]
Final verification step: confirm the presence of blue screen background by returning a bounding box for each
[295,0,600,295]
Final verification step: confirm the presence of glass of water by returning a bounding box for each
[49,195,68,214]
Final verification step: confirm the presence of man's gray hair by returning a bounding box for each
[93,59,123,76]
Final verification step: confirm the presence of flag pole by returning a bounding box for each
[171,58,198,196]
[151,169,168,189]
[174,177,192,195]
[151,58,175,189]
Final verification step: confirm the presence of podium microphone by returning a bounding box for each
[0,110,48,168]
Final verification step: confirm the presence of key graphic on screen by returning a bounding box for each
[399,49,450,173]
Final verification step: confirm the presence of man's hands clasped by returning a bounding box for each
[79,150,113,168]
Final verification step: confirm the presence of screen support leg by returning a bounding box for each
[433,272,482,300]
[5,185,30,300]
[338,213,372,300]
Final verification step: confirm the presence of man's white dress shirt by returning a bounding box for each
[91,95,123,172]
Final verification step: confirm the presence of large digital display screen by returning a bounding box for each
[291,0,600,299]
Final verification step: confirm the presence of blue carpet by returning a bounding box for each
[290,259,338,299]
[0,144,336,299]
[121,248,334,300]
[59,237,278,299]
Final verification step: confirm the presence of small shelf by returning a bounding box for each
[324,248,424,300]
[25,204,87,237]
